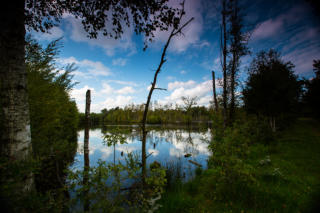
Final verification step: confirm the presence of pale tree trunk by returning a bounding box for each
[269,116,276,132]
[0,0,33,191]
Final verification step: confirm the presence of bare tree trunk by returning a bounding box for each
[212,71,219,112]
[222,0,228,127]
[0,0,33,191]
[229,55,236,122]
[83,90,91,212]
[228,0,248,124]
[141,1,193,184]
[269,116,276,132]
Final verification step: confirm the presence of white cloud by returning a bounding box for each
[70,84,136,112]
[283,45,320,74]
[148,149,159,156]
[180,70,187,74]
[116,86,135,95]
[100,83,114,95]
[98,95,134,110]
[112,58,127,66]
[59,57,112,78]
[70,85,96,102]
[160,79,220,107]
[251,18,283,40]
[169,148,183,157]
[168,80,196,91]
[251,5,309,41]
[106,80,138,87]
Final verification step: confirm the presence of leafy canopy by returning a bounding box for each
[25,0,178,47]
[243,49,301,117]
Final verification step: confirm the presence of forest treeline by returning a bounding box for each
[79,104,212,126]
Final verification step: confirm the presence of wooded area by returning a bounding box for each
[0,0,319,212]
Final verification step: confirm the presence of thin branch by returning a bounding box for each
[146,152,153,159]
[172,17,194,36]
[154,88,167,91]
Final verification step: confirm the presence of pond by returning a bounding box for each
[71,125,212,180]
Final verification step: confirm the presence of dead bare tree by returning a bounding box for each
[83,89,91,212]
[141,0,194,183]
[221,0,228,127]
[212,71,219,112]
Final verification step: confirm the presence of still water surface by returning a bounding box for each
[71,125,212,180]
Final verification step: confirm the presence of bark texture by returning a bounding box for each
[0,1,32,163]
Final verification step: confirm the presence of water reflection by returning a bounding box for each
[73,126,211,180]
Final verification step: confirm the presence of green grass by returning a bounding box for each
[157,118,320,213]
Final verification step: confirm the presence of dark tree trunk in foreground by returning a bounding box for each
[0,0,33,191]
[83,90,91,212]
[212,71,219,112]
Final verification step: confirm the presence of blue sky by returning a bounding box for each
[33,0,320,112]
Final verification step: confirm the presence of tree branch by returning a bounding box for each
[154,88,167,91]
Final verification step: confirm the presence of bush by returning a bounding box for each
[206,116,275,203]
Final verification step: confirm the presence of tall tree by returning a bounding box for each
[0,0,177,191]
[243,50,301,132]
[227,0,249,122]
[221,0,229,127]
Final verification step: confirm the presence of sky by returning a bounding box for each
[32,0,320,113]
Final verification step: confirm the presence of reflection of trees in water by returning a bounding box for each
[71,125,210,211]
[99,125,209,159]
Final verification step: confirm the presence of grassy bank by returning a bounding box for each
[157,118,320,213]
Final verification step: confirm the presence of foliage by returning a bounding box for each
[243,49,302,130]
[79,103,212,126]
[68,157,167,212]
[304,59,320,119]
[158,118,320,212]
[25,35,79,193]
[103,127,128,147]
[207,118,258,201]
[25,0,179,48]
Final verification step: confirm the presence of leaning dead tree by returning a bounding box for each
[141,0,194,181]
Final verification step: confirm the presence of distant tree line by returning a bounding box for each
[79,103,212,127]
